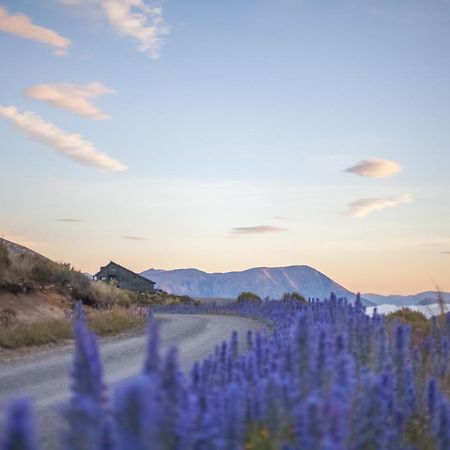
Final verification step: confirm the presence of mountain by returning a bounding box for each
[141,265,375,306]
[363,291,450,307]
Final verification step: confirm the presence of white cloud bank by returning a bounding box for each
[0,6,71,55]
[345,194,412,218]
[59,0,169,58]
[0,106,126,172]
[25,82,115,120]
[345,158,402,178]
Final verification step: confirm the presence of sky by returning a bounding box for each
[0,0,449,295]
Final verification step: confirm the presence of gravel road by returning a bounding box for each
[0,313,262,448]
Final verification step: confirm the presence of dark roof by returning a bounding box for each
[95,261,155,285]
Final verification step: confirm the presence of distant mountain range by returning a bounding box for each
[141,265,376,306]
[362,291,450,307]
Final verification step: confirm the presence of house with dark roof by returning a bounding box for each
[94,261,156,293]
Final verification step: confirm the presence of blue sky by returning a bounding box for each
[0,0,449,294]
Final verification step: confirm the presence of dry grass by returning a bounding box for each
[86,307,147,336]
[0,307,147,349]
[0,319,72,349]
[88,281,139,307]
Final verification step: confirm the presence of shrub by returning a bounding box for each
[386,308,431,342]
[70,271,92,301]
[281,291,306,303]
[30,259,55,284]
[237,291,262,303]
[0,242,11,279]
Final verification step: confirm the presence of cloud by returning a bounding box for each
[345,158,402,178]
[231,225,287,235]
[442,251,450,255]
[274,216,293,221]
[0,6,71,55]
[60,0,169,58]
[345,194,412,218]
[102,0,169,58]
[24,83,115,120]
[122,235,146,241]
[56,218,85,222]
[0,106,126,172]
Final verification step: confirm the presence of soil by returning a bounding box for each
[0,285,72,324]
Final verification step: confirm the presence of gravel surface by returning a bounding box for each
[0,313,262,448]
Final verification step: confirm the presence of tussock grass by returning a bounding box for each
[0,319,72,349]
[87,308,147,336]
[0,307,147,349]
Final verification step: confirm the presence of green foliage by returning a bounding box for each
[30,259,55,284]
[386,308,431,343]
[237,291,262,303]
[281,291,307,303]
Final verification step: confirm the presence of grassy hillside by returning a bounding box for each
[0,238,195,308]
[0,239,196,350]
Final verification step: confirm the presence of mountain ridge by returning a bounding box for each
[363,291,450,307]
[141,265,376,306]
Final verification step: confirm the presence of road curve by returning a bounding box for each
[0,314,262,448]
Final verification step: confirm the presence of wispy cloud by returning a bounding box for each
[24,83,115,120]
[345,158,402,178]
[442,251,450,255]
[60,0,169,58]
[101,0,169,58]
[231,225,287,235]
[0,6,71,55]
[0,106,126,172]
[122,235,146,241]
[345,194,412,218]
[56,218,85,222]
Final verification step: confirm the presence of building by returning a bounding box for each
[94,261,156,293]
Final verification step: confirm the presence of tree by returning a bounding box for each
[281,291,307,303]
[236,291,262,303]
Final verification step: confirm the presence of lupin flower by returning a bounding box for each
[1,399,38,450]
[143,318,161,376]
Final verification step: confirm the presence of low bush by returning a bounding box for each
[237,291,262,303]
[386,308,431,343]
[281,291,307,303]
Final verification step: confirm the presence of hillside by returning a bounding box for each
[363,291,450,307]
[141,265,374,305]
[0,238,48,260]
